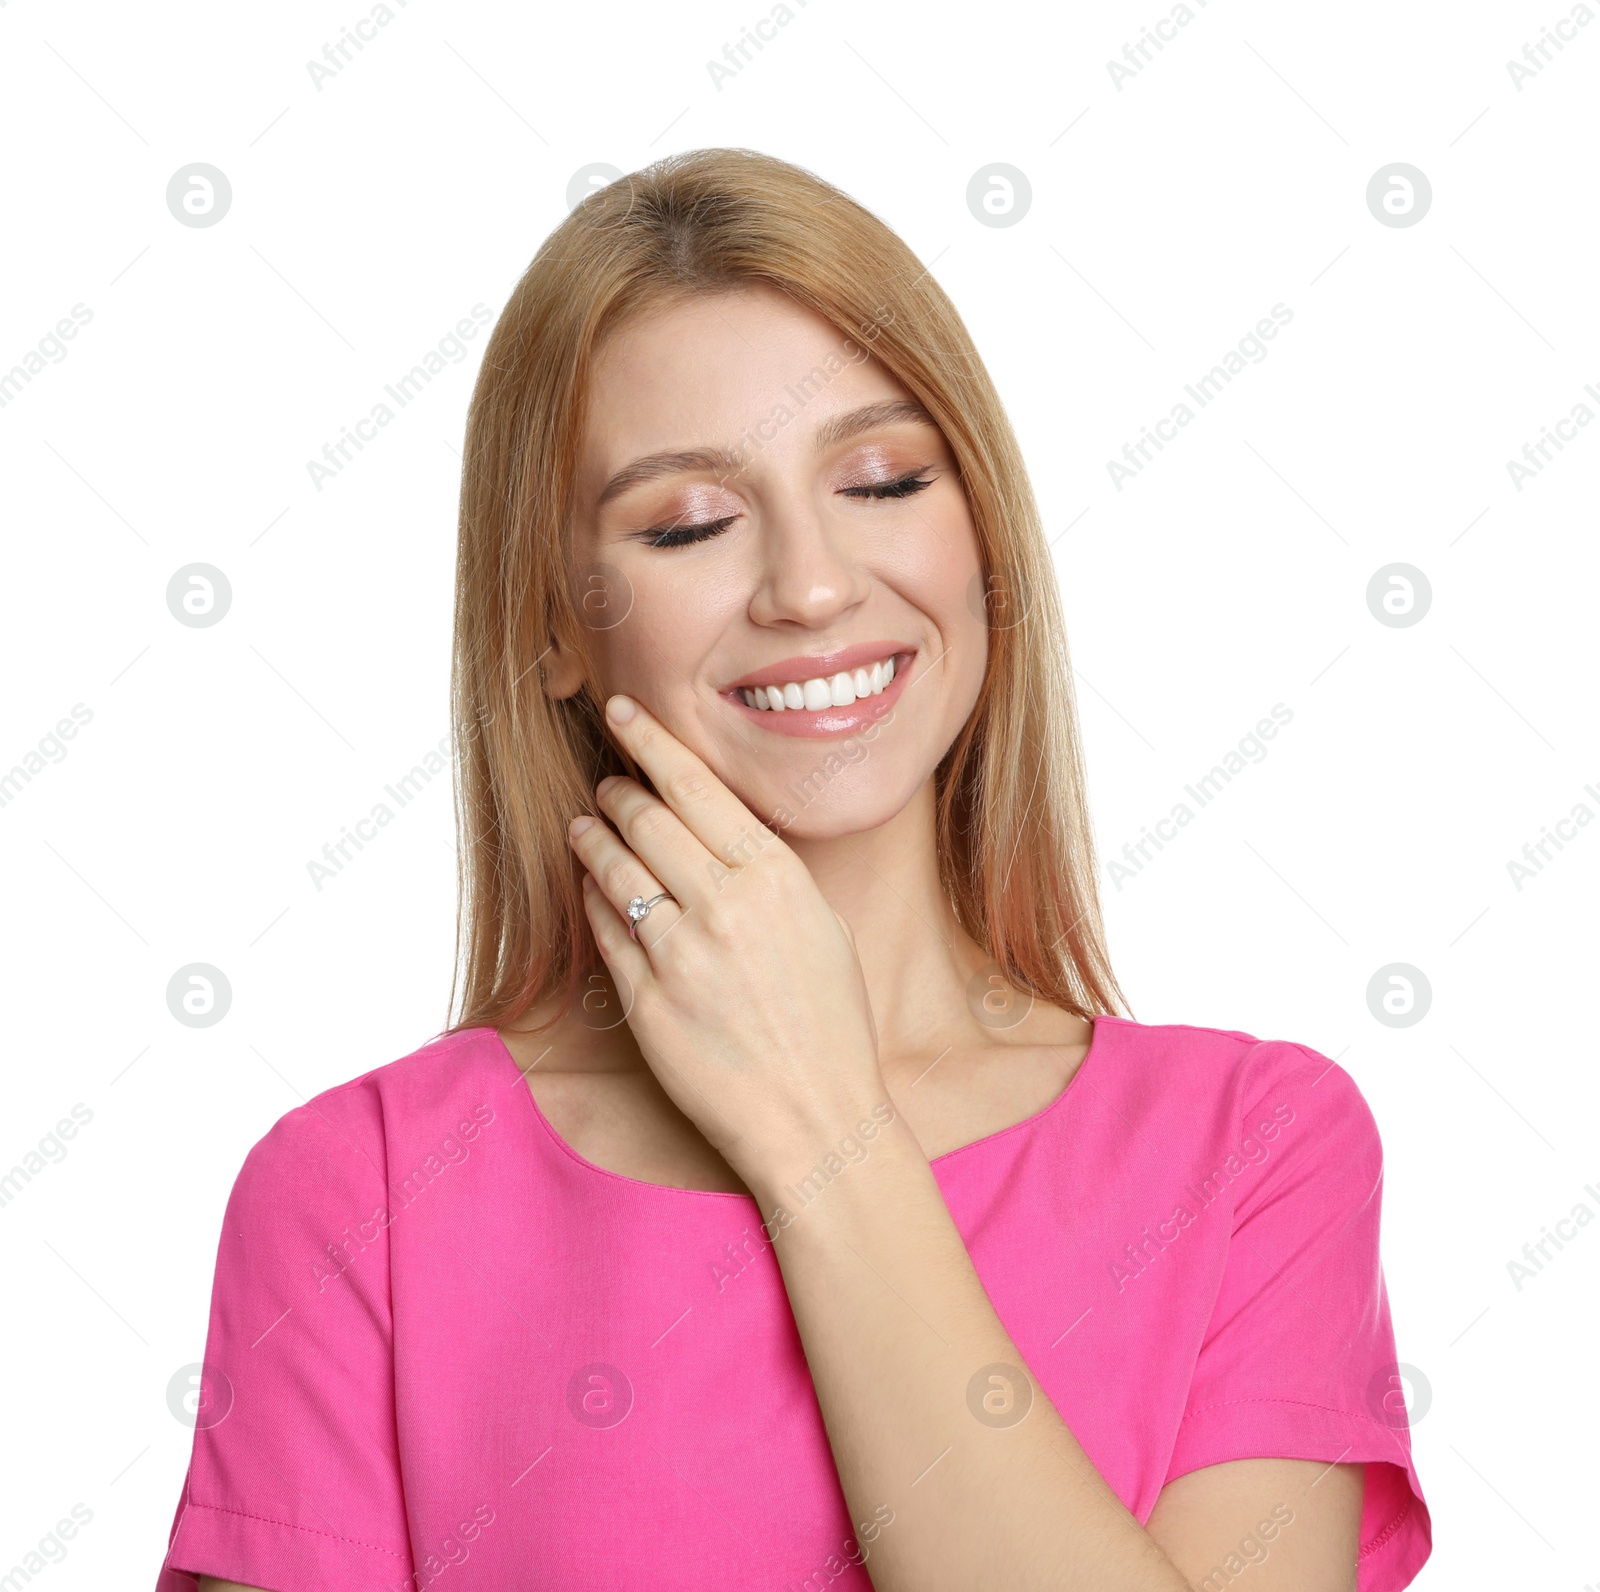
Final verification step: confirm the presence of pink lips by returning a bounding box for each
[724,640,914,693]
[724,647,914,739]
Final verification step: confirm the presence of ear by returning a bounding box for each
[539,633,588,701]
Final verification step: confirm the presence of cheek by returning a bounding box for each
[926,512,990,721]
[582,568,731,699]
[585,616,668,698]
[895,486,983,596]
[876,498,987,671]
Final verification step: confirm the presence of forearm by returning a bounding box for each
[753,1113,1192,1592]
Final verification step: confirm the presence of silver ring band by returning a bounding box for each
[626,892,674,938]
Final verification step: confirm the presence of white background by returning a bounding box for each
[1,0,1595,1585]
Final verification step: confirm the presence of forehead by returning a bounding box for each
[579,284,910,473]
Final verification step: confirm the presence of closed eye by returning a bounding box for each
[641,514,739,550]
[840,470,936,501]
[639,470,936,548]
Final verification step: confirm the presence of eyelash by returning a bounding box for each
[640,471,936,549]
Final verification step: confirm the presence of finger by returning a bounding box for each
[581,880,746,1151]
[568,815,684,948]
[604,695,784,875]
[595,774,722,909]
[580,873,653,977]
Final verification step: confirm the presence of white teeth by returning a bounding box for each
[736,654,901,712]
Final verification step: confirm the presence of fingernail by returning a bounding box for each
[569,815,595,837]
[606,695,636,725]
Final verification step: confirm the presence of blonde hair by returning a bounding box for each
[445,147,1126,1037]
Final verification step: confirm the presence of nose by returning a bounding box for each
[745,490,873,630]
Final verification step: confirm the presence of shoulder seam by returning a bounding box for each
[291,1027,488,1113]
[1099,1016,1263,1047]
[1238,1038,1345,1123]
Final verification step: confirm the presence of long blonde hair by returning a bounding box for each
[445,147,1126,1037]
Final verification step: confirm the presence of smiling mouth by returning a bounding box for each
[734,651,905,712]
[721,648,915,736]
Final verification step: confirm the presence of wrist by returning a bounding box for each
[741,1088,915,1217]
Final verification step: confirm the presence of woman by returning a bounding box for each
[158,148,1430,1592]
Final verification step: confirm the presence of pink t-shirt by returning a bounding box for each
[156,1016,1431,1591]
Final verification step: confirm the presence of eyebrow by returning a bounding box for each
[594,399,940,508]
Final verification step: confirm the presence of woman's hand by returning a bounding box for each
[567,694,889,1197]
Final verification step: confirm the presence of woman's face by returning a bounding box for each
[561,283,988,839]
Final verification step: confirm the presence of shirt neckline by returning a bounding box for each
[485,1012,1116,1200]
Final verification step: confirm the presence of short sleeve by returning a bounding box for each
[156,1083,414,1590]
[1164,1042,1431,1591]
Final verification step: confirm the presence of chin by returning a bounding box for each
[744,769,924,844]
